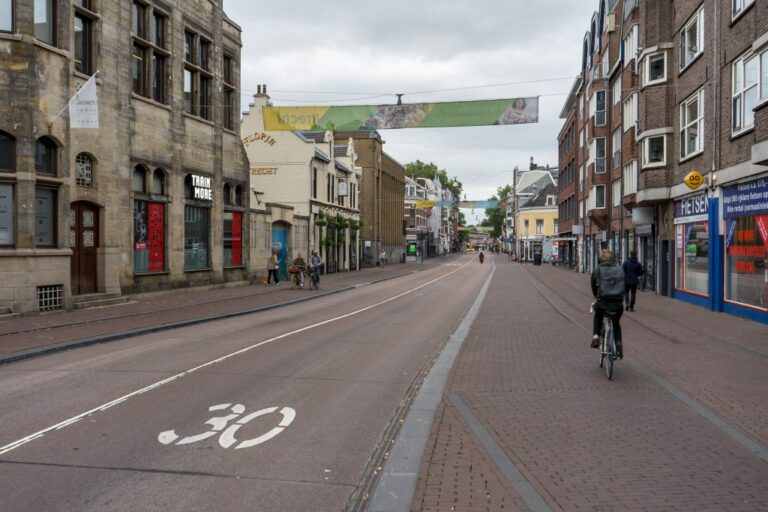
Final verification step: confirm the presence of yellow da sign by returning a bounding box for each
[684,170,704,190]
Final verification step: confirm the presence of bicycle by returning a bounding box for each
[288,265,305,289]
[591,302,618,380]
[309,268,319,290]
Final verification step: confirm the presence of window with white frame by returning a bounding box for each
[612,180,621,207]
[733,0,755,18]
[535,219,544,234]
[643,51,666,86]
[680,8,704,69]
[680,89,704,158]
[642,135,666,167]
[612,75,622,105]
[623,24,639,67]
[590,185,606,209]
[612,128,621,167]
[623,93,638,132]
[623,160,638,195]
[592,138,606,173]
[732,51,759,133]
[593,90,606,126]
[579,128,584,149]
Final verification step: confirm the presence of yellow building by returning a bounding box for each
[516,183,559,262]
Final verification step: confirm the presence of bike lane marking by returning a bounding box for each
[0,259,472,457]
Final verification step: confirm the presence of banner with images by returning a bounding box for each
[263,97,539,131]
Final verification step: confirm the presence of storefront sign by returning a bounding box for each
[192,175,212,201]
[674,193,708,224]
[250,167,278,176]
[683,170,704,190]
[722,177,768,218]
[242,132,277,147]
[338,181,348,197]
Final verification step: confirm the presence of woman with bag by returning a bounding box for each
[267,253,280,285]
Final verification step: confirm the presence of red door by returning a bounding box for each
[148,202,165,272]
[231,212,242,266]
[70,202,99,295]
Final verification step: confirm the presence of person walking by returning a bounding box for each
[310,250,322,285]
[267,253,280,286]
[622,250,644,311]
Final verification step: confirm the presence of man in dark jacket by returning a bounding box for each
[591,249,624,358]
[622,250,644,312]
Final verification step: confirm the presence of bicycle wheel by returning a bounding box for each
[604,328,615,380]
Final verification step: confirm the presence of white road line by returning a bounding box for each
[0,259,473,456]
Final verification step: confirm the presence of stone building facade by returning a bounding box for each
[335,131,406,267]
[0,0,249,314]
[558,0,768,323]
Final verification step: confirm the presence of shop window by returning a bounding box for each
[34,0,56,46]
[184,205,210,270]
[725,216,767,311]
[0,0,13,32]
[35,186,56,247]
[0,131,14,172]
[223,211,243,267]
[75,153,93,187]
[35,137,57,175]
[0,183,13,245]
[675,222,709,296]
[132,165,147,193]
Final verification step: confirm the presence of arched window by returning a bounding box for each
[132,165,147,193]
[223,183,232,205]
[0,131,14,172]
[184,174,193,199]
[152,169,165,195]
[35,137,57,175]
[75,153,94,187]
[234,185,243,206]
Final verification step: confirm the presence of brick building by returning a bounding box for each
[558,0,768,323]
[0,0,249,314]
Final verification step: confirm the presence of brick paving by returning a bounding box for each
[412,256,768,511]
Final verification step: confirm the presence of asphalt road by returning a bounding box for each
[0,256,486,512]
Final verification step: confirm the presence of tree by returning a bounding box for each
[483,184,512,239]
[404,160,463,198]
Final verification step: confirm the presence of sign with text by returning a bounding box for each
[674,193,708,224]
[263,97,539,131]
[192,175,212,201]
[722,177,768,218]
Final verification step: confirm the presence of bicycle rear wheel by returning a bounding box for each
[604,330,615,380]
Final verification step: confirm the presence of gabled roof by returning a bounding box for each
[522,182,558,209]
[314,148,330,163]
[516,170,556,195]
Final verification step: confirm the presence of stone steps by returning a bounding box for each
[71,293,130,310]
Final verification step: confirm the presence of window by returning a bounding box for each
[234,185,243,206]
[133,3,168,103]
[675,221,709,296]
[680,89,704,159]
[623,93,637,132]
[612,180,621,207]
[579,164,585,192]
[595,185,605,208]
[132,166,146,192]
[725,215,767,312]
[524,219,529,235]
[0,131,14,171]
[535,219,544,234]
[183,30,213,119]
[223,183,232,206]
[733,0,755,19]
[184,174,212,270]
[680,8,704,69]
[74,2,97,75]
[223,211,243,267]
[732,52,759,133]
[35,187,56,246]
[0,183,13,245]
[612,76,622,105]
[75,153,93,187]
[592,138,606,173]
[623,160,638,195]
[152,169,164,195]
[34,0,55,45]
[643,52,666,86]
[612,128,621,167]
[35,137,56,175]
[553,218,558,234]
[312,168,318,198]
[0,0,13,32]
[642,135,666,167]
[223,55,236,130]
[623,24,638,67]
[593,90,606,126]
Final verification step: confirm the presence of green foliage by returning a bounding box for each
[483,184,513,239]
[405,160,463,198]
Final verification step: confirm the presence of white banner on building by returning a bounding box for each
[69,73,99,129]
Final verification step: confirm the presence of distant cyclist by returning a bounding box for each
[591,249,625,358]
[291,253,307,288]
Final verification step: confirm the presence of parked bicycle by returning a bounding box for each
[591,302,619,380]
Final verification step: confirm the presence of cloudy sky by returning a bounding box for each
[223,0,593,224]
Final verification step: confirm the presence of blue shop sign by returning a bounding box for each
[722,177,768,218]
[674,193,708,224]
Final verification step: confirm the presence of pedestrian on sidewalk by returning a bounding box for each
[591,249,625,358]
[267,253,280,285]
[380,249,387,266]
[622,250,644,312]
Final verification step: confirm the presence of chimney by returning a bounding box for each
[252,83,270,107]
[257,85,262,95]
[263,84,267,95]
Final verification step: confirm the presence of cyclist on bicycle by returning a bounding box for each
[291,253,307,288]
[590,249,625,358]
[310,250,322,286]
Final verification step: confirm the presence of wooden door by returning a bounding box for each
[70,202,99,295]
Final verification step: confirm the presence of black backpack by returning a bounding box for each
[598,265,625,299]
